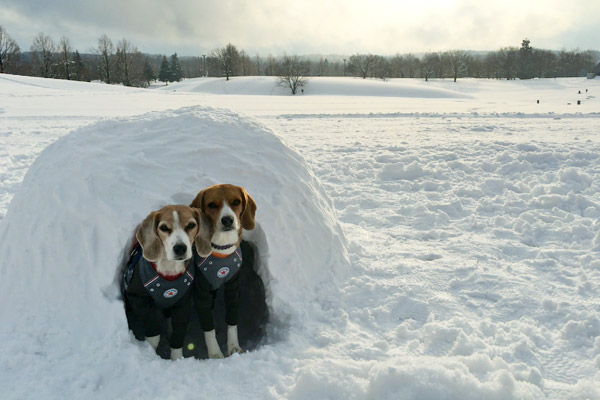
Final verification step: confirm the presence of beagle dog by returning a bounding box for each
[190,184,256,358]
[123,205,211,360]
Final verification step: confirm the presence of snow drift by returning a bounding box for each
[0,106,349,398]
[157,76,471,98]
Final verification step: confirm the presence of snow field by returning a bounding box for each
[1,74,600,399]
[270,114,600,398]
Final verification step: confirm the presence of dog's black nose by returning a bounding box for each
[221,216,234,228]
[173,243,187,256]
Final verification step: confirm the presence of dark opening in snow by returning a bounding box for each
[123,240,269,359]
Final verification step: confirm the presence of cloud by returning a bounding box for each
[1,0,599,56]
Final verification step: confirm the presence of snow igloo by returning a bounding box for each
[0,106,350,384]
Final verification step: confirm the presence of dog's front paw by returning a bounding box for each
[228,345,244,356]
[227,325,243,356]
[205,329,224,359]
[208,349,225,359]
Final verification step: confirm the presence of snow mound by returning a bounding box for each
[159,76,470,98]
[0,73,143,94]
[0,106,349,398]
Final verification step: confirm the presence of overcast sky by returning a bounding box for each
[1,0,599,56]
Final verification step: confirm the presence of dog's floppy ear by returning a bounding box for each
[240,187,257,230]
[135,211,162,262]
[190,189,206,213]
[192,208,213,257]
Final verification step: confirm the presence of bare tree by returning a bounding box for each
[264,54,277,76]
[532,49,557,78]
[254,54,261,75]
[96,34,115,84]
[0,25,21,74]
[389,54,403,78]
[445,50,470,82]
[58,36,73,80]
[116,38,143,86]
[471,55,485,78]
[404,53,419,78]
[498,47,518,80]
[348,54,377,78]
[318,57,329,76]
[372,55,390,80]
[421,53,439,81]
[278,55,309,95]
[239,50,254,75]
[214,43,240,80]
[31,33,56,78]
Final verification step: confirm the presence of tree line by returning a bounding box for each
[1,26,598,88]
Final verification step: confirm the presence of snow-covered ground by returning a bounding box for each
[1,74,599,399]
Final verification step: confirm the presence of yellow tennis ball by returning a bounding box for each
[187,343,195,351]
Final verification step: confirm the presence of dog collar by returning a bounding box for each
[211,243,236,251]
[150,260,190,281]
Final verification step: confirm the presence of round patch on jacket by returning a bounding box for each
[163,288,178,298]
[217,267,230,278]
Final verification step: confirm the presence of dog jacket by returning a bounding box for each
[124,244,195,309]
[195,247,242,291]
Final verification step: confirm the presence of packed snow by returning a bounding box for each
[1,74,599,399]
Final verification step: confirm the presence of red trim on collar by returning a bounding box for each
[150,262,186,281]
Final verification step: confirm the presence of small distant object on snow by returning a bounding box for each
[578,90,581,94]
[537,99,539,104]
[577,100,581,105]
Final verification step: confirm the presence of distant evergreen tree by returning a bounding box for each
[158,55,171,83]
[143,57,156,85]
[170,53,183,82]
[72,50,86,81]
[518,38,534,79]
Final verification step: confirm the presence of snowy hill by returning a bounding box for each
[0,73,599,399]
[155,76,471,98]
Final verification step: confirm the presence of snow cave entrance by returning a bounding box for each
[125,239,269,359]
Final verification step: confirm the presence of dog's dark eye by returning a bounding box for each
[186,222,196,230]
[159,225,170,232]
[232,199,241,206]
[208,202,218,209]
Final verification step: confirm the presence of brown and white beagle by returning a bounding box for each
[190,184,257,358]
[124,205,211,360]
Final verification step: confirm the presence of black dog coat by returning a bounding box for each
[193,246,242,332]
[123,244,195,349]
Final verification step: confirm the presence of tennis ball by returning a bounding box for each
[187,343,195,351]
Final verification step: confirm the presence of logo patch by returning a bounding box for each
[217,267,230,278]
[163,288,178,298]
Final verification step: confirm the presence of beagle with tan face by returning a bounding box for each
[190,184,256,358]
[136,205,212,269]
[123,205,211,360]
[191,183,256,256]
